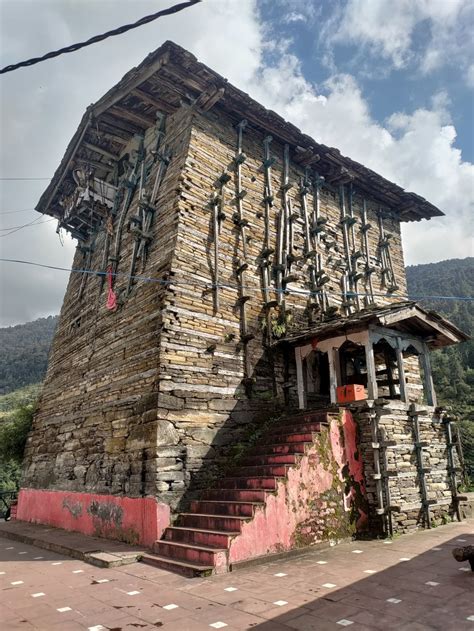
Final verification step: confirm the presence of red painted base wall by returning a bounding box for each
[16,489,170,548]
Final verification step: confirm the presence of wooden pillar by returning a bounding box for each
[306,354,315,393]
[328,347,338,404]
[420,343,437,407]
[365,337,378,400]
[395,338,407,403]
[295,346,306,409]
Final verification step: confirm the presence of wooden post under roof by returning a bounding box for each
[395,338,408,403]
[365,334,378,400]
[295,346,306,409]
[328,347,339,404]
[420,342,437,407]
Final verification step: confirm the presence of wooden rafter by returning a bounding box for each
[130,87,174,113]
[99,113,144,137]
[82,142,119,162]
[74,157,114,173]
[109,106,155,129]
[91,127,128,147]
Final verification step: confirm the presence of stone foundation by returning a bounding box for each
[16,489,170,547]
[352,400,459,534]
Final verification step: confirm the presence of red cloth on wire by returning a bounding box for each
[106,266,117,311]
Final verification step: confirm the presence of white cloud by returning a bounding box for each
[0,0,472,325]
[238,53,474,266]
[333,0,473,75]
[466,64,474,88]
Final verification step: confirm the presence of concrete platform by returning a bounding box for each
[0,519,473,630]
[0,520,145,568]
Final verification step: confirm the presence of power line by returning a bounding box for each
[0,217,55,238]
[0,178,51,181]
[0,218,54,232]
[0,257,473,303]
[0,0,202,75]
[0,209,37,215]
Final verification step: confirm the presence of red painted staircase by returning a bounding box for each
[141,409,338,576]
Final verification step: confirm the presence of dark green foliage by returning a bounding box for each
[406,257,474,482]
[0,315,57,394]
[0,384,39,491]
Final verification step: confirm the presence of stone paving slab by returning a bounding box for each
[0,520,145,567]
[0,520,473,630]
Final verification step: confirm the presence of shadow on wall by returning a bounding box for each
[156,338,371,562]
[164,336,289,514]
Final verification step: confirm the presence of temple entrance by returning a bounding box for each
[304,350,330,406]
[290,302,462,409]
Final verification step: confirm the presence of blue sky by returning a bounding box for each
[0,0,473,325]
[260,0,473,161]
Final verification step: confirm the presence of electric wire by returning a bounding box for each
[0,217,55,238]
[0,0,202,75]
[0,209,37,215]
[0,257,472,303]
[0,218,54,231]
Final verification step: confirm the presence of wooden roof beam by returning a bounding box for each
[109,106,155,129]
[193,84,226,112]
[98,113,144,137]
[294,146,321,167]
[82,142,119,162]
[90,126,129,147]
[74,157,115,173]
[130,87,175,113]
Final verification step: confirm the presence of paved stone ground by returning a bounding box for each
[1,520,473,631]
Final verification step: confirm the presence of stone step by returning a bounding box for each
[265,431,317,444]
[163,526,238,548]
[200,488,270,502]
[239,454,299,466]
[140,552,214,578]
[178,513,250,532]
[268,421,323,435]
[230,464,289,477]
[219,476,281,490]
[275,410,333,425]
[249,442,309,456]
[153,539,227,566]
[190,499,263,517]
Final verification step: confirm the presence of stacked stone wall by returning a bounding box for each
[354,401,458,534]
[22,106,194,498]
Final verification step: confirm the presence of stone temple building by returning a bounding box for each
[18,42,468,574]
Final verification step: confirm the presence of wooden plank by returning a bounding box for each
[99,113,144,136]
[109,106,155,129]
[328,347,338,404]
[75,157,114,173]
[395,341,407,403]
[420,343,436,407]
[92,128,128,146]
[365,336,378,400]
[82,142,119,162]
[130,87,175,113]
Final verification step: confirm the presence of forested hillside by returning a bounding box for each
[0,316,57,394]
[407,258,473,482]
[406,258,473,414]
